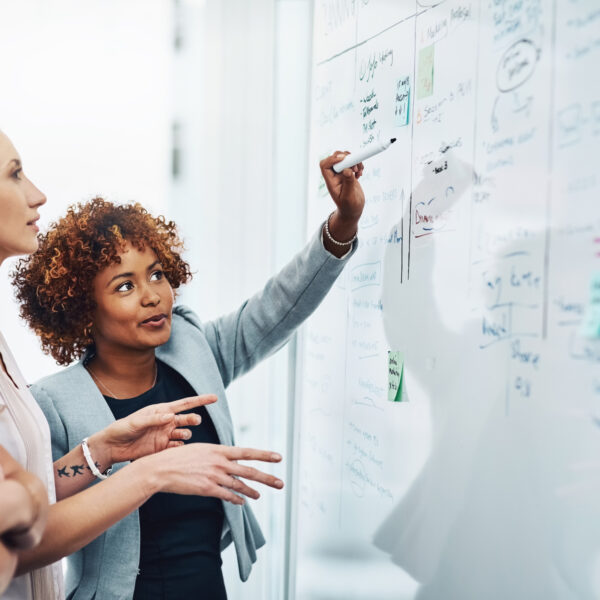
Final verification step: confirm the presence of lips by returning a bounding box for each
[140,313,169,325]
[27,216,40,231]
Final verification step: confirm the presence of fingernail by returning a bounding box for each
[335,153,344,159]
[184,431,191,439]
[275,479,283,488]
[271,453,282,461]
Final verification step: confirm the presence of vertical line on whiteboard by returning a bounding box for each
[506,303,514,416]
[505,339,511,417]
[468,0,483,289]
[401,190,404,284]
[543,0,558,340]
[353,0,359,94]
[339,285,350,528]
[408,6,418,280]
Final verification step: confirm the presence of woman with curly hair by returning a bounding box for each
[13,147,364,598]
[0,129,287,600]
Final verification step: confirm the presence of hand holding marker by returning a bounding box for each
[333,138,396,173]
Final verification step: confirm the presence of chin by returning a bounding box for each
[145,328,172,349]
[10,240,39,258]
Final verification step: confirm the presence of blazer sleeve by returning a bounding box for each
[200,225,356,388]
[30,384,69,462]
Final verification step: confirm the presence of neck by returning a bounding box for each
[88,344,157,398]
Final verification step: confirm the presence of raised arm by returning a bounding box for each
[202,152,365,386]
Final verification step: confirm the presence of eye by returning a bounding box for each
[150,269,164,281]
[11,168,23,180]
[115,281,134,293]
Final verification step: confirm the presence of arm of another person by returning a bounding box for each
[0,449,49,595]
[201,152,365,386]
[16,442,283,574]
[52,395,216,500]
[0,446,48,551]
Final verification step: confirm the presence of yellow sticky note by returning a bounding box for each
[388,351,404,402]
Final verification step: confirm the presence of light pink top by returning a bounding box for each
[0,331,63,600]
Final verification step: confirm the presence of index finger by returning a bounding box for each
[223,447,282,463]
[167,394,218,414]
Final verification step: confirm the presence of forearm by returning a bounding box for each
[16,455,158,574]
[53,433,111,500]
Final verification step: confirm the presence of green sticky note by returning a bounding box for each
[388,351,404,402]
[395,76,411,127]
[417,45,434,100]
[581,271,600,339]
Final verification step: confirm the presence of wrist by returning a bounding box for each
[135,454,165,497]
[87,431,114,468]
[328,210,359,241]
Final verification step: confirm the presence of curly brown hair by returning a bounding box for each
[12,197,192,365]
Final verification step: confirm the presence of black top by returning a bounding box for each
[105,360,227,600]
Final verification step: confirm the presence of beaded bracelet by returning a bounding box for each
[324,211,357,247]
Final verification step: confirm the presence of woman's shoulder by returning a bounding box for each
[172,304,204,330]
[30,362,88,400]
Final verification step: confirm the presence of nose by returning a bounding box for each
[141,285,161,307]
[26,177,47,208]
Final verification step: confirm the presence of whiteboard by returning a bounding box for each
[293,1,600,599]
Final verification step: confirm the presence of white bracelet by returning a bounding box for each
[324,211,357,247]
[81,437,112,480]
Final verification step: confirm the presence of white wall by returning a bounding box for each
[0,0,173,381]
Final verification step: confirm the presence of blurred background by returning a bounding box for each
[0,0,315,597]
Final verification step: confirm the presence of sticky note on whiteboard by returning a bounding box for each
[388,351,404,402]
[417,45,434,100]
[581,271,600,339]
[395,76,410,127]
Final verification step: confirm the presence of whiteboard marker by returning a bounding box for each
[333,138,396,173]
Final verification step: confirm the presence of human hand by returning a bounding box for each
[91,395,217,466]
[319,151,365,223]
[145,443,284,505]
[0,469,48,551]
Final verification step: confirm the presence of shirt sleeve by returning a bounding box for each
[202,222,357,388]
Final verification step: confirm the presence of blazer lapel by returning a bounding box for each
[156,315,234,445]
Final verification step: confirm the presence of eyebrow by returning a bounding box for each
[106,260,162,287]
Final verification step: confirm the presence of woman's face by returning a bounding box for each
[92,243,174,354]
[0,133,47,263]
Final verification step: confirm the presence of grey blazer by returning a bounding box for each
[31,229,354,600]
